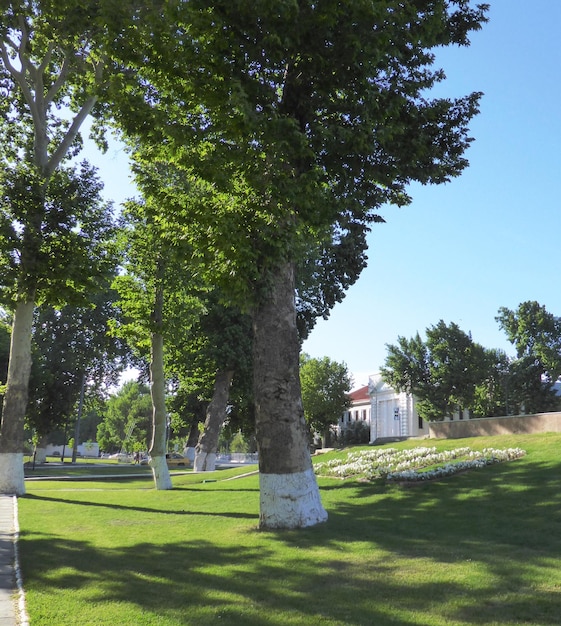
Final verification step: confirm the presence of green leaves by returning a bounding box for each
[300,353,352,436]
[382,320,488,421]
[0,161,117,308]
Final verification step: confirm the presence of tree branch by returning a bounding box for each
[45,93,98,177]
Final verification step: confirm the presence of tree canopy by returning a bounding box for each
[300,353,352,445]
[496,301,561,414]
[381,320,488,421]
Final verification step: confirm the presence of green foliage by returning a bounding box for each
[333,421,370,446]
[26,286,130,439]
[111,199,206,359]
[115,0,488,310]
[496,301,561,414]
[96,381,151,453]
[382,320,489,421]
[229,430,249,454]
[0,162,118,307]
[300,353,352,436]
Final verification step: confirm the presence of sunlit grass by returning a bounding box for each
[18,433,561,625]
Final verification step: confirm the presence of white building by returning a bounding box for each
[368,373,428,441]
[339,374,429,443]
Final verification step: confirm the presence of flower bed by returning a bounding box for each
[313,446,526,482]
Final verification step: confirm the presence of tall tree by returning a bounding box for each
[113,0,488,527]
[189,300,253,472]
[300,354,352,448]
[0,0,133,493]
[112,199,204,489]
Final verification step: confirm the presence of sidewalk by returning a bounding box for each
[0,495,21,626]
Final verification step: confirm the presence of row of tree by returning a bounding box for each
[381,301,561,421]
[0,1,488,528]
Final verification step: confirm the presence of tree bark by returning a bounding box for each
[0,299,35,495]
[148,262,173,492]
[149,330,172,489]
[253,262,327,529]
[194,369,234,472]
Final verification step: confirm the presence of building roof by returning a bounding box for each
[349,385,370,402]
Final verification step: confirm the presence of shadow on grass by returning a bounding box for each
[24,492,256,520]
[19,453,561,625]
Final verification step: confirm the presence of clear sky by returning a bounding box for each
[84,0,561,389]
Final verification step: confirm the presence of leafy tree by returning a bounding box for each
[300,354,352,447]
[471,348,511,417]
[115,0,488,528]
[97,381,151,454]
[112,199,205,488]
[165,291,254,472]
[0,0,133,493]
[382,321,488,421]
[26,283,129,459]
[496,301,561,414]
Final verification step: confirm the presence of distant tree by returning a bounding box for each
[26,284,129,460]
[97,381,151,454]
[300,354,352,447]
[185,299,253,472]
[496,301,561,414]
[471,348,511,417]
[382,321,488,421]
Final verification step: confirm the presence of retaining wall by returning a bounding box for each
[428,412,561,439]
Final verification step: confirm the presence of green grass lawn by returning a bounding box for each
[18,433,561,625]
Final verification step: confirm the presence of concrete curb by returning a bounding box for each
[0,495,28,626]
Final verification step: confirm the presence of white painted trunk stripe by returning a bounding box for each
[259,468,328,529]
[0,453,25,495]
[150,455,173,490]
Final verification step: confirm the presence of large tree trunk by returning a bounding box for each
[253,262,327,529]
[194,369,234,472]
[0,299,35,495]
[149,328,172,490]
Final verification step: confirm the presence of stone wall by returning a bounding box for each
[428,412,561,439]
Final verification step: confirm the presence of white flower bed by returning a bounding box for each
[313,446,526,482]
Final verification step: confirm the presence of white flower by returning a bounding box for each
[314,445,526,481]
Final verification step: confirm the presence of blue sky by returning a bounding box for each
[85,1,561,389]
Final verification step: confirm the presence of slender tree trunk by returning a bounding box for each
[0,299,35,494]
[34,433,50,465]
[148,274,172,490]
[253,262,327,529]
[149,331,172,490]
[72,372,86,463]
[194,369,234,472]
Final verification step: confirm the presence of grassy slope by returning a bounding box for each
[18,433,561,625]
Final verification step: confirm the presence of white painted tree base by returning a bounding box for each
[150,455,173,490]
[259,468,328,529]
[0,453,25,495]
[34,447,47,464]
[194,451,216,472]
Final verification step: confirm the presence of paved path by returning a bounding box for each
[0,495,21,626]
